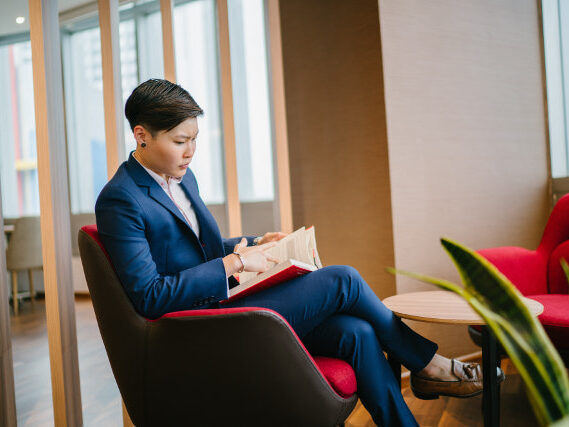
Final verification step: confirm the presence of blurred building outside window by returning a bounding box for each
[0,41,39,218]
[543,0,569,178]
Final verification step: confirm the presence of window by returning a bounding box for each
[63,0,228,211]
[63,11,141,214]
[175,0,226,205]
[1,0,276,227]
[543,0,569,178]
[0,41,39,218]
[228,0,275,203]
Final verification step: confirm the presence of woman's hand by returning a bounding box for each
[234,238,279,272]
[257,231,287,245]
[222,238,279,277]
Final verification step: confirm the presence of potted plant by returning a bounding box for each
[390,238,569,426]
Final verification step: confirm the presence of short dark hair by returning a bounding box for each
[124,79,203,135]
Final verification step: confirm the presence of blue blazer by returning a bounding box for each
[95,153,254,319]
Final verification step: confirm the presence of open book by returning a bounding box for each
[223,226,323,302]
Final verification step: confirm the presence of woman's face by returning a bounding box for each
[137,117,198,180]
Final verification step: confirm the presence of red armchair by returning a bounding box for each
[78,225,357,427]
[472,194,569,360]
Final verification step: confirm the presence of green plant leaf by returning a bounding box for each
[392,266,565,425]
[561,259,569,286]
[440,238,569,424]
[389,239,569,425]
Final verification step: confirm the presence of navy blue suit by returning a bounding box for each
[96,153,437,426]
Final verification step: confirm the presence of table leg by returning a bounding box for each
[481,326,500,427]
[387,353,401,388]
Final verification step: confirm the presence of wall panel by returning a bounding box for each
[279,0,396,299]
[379,0,549,355]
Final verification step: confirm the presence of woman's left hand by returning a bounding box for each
[257,231,287,245]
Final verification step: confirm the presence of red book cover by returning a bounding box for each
[221,259,317,303]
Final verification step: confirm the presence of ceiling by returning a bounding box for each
[0,0,96,38]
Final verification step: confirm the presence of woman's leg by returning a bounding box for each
[302,314,418,427]
[224,265,437,373]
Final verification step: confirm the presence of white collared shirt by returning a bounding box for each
[133,155,200,238]
[133,153,230,300]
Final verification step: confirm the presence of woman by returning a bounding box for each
[96,79,491,427]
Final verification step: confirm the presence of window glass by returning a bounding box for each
[174,0,226,204]
[120,19,140,155]
[543,0,569,178]
[63,19,138,214]
[136,10,164,83]
[64,0,228,211]
[228,0,275,202]
[0,41,39,218]
[63,27,106,214]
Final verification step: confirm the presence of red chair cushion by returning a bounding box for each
[530,294,569,350]
[313,356,357,398]
[477,246,548,296]
[548,242,569,294]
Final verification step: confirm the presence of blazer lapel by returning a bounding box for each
[180,173,225,260]
[125,154,223,261]
[125,154,202,244]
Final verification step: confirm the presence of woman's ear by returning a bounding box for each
[133,125,149,147]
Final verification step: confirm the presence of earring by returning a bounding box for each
[141,142,147,148]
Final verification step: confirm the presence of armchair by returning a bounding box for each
[78,225,357,427]
[470,194,569,361]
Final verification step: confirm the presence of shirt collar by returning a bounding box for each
[132,152,182,188]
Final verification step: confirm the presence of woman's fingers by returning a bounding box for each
[234,237,248,252]
[259,231,288,245]
[258,241,278,250]
[266,255,279,265]
[273,232,287,241]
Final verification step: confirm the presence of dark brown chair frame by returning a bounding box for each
[79,226,357,427]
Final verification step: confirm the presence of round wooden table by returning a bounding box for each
[382,290,544,427]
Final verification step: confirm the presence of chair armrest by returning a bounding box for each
[477,246,548,295]
[153,306,269,320]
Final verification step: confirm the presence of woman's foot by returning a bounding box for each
[410,354,504,400]
[416,354,456,381]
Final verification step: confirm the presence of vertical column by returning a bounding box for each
[216,0,243,237]
[29,0,83,425]
[266,0,293,233]
[98,1,134,425]
[160,0,177,82]
[99,0,125,177]
[0,191,16,427]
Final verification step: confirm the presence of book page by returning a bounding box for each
[265,226,307,263]
[238,227,305,283]
[305,226,323,268]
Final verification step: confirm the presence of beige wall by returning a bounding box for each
[279,0,550,357]
[378,0,550,355]
[279,0,396,299]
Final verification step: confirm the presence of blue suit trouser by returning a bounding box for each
[224,265,438,427]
